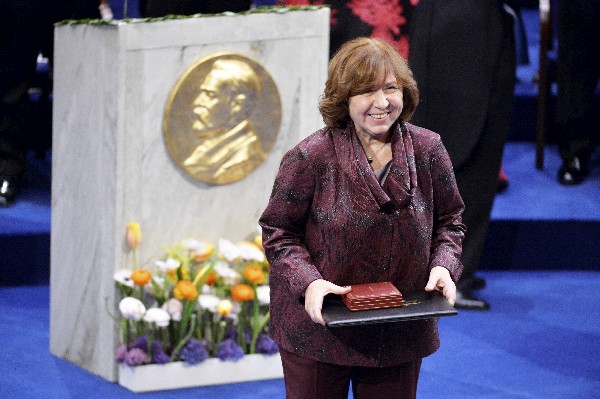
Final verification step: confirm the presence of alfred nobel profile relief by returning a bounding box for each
[163,53,281,185]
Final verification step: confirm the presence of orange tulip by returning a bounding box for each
[174,280,198,301]
[242,264,265,285]
[126,222,141,249]
[204,271,217,285]
[194,264,216,286]
[131,268,152,286]
[231,284,255,302]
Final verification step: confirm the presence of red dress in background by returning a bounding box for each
[281,0,418,58]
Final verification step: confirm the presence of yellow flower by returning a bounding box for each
[126,222,142,249]
[217,299,233,316]
[231,284,255,302]
[166,268,179,283]
[167,266,189,283]
[193,242,215,262]
[131,268,152,286]
[174,280,198,301]
[254,234,263,249]
[242,264,265,285]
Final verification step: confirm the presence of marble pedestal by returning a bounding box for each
[49,8,329,381]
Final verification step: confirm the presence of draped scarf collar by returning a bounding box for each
[332,121,417,212]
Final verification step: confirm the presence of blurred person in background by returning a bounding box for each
[408,0,517,310]
[555,0,600,185]
[0,0,108,206]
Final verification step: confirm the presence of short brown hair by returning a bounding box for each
[318,37,419,128]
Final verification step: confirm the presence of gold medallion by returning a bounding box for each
[163,52,282,185]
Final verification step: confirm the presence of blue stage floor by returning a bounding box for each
[492,143,600,221]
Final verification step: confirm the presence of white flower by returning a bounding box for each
[218,238,240,261]
[114,269,134,287]
[213,261,230,274]
[238,242,265,262]
[256,285,270,305]
[152,275,165,287]
[228,301,241,321]
[214,261,241,285]
[162,298,183,321]
[201,285,216,294]
[143,307,171,327]
[119,297,146,321]
[155,257,180,273]
[181,238,201,252]
[198,294,220,312]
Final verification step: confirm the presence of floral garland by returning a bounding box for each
[54,5,327,26]
[112,222,277,367]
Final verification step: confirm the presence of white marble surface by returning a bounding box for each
[119,354,283,392]
[50,9,329,381]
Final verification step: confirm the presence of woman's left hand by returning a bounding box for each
[425,266,456,305]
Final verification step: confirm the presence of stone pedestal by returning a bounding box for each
[50,8,329,381]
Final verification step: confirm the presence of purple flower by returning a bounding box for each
[216,338,244,361]
[256,333,279,355]
[180,338,209,365]
[114,344,128,362]
[131,335,148,352]
[151,341,171,364]
[225,327,237,340]
[124,348,151,366]
[243,329,253,345]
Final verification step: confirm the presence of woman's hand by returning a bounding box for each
[304,279,351,326]
[425,266,457,305]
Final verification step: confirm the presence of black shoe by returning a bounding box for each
[558,156,589,185]
[454,290,490,311]
[0,178,18,207]
[471,276,486,290]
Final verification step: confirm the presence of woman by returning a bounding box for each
[259,37,465,399]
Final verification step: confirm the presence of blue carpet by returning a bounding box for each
[482,143,600,270]
[2,271,599,398]
[493,143,600,221]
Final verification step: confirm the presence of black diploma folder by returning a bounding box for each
[323,291,457,327]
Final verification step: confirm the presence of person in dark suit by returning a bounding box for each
[555,0,600,185]
[408,0,516,309]
[0,0,102,206]
[260,37,465,399]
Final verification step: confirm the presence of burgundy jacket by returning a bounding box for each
[259,122,465,367]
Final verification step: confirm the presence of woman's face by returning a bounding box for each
[348,73,403,140]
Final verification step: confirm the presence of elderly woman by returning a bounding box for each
[259,37,465,399]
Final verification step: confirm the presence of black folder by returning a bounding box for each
[323,291,457,327]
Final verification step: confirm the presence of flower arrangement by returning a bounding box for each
[112,222,277,367]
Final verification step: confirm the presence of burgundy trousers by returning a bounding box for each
[279,348,422,399]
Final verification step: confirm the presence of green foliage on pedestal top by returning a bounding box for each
[54,5,328,26]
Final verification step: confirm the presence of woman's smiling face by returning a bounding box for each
[348,73,403,140]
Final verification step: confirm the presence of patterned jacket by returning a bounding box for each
[259,121,465,366]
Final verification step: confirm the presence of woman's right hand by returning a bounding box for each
[304,279,351,326]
